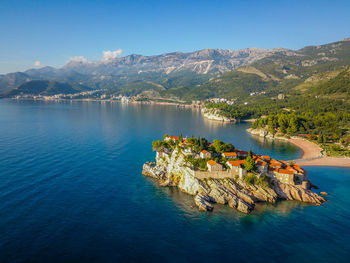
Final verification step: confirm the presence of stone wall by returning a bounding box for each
[194,170,239,180]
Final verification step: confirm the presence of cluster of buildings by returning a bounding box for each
[249,91,266,96]
[164,135,306,186]
[206,98,236,105]
[206,151,306,185]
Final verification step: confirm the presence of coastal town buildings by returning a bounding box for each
[161,135,307,186]
[222,152,238,159]
[207,160,223,172]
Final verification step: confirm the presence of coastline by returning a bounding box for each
[288,138,350,167]
[247,128,350,168]
[288,138,323,159]
[8,98,350,168]
[8,97,199,108]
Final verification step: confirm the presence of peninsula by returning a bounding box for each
[142,135,325,213]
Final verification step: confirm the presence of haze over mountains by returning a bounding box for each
[1,37,350,100]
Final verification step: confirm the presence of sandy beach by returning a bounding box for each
[288,138,323,159]
[296,157,350,167]
[288,137,350,167]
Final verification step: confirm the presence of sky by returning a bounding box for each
[0,0,350,74]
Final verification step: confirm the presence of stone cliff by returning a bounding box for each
[142,147,325,214]
[201,108,236,122]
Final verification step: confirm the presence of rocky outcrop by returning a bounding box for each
[194,193,214,211]
[274,182,325,205]
[142,147,326,213]
[247,128,288,141]
[201,108,236,122]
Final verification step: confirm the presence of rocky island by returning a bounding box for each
[142,135,325,213]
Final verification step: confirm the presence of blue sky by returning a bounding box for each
[0,0,349,73]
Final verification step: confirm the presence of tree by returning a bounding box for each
[244,150,256,172]
[213,139,224,152]
[152,140,163,151]
[223,143,235,152]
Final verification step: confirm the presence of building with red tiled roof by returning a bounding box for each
[261,155,270,161]
[269,159,282,168]
[222,152,238,159]
[226,160,247,179]
[207,160,223,172]
[226,160,245,168]
[234,149,248,157]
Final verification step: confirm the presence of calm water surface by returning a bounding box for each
[0,100,349,262]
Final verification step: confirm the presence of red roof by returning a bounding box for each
[285,165,294,171]
[270,162,282,167]
[207,160,218,166]
[269,167,278,172]
[278,169,294,175]
[222,152,237,157]
[201,150,208,153]
[235,149,248,155]
[256,161,267,166]
[261,155,270,160]
[227,160,245,167]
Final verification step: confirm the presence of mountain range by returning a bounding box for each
[1,37,350,100]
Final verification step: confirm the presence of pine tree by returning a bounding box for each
[244,150,256,172]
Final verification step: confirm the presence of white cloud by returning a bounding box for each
[101,49,123,61]
[33,61,41,67]
[68,56,89,63]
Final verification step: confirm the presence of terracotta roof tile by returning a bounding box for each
[222,152,238,157]
[207,160,218,166]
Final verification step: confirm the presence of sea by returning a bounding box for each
[0,99,349,262]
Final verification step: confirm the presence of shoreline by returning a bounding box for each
[7,98,350,168]
[7,97,200,108]
[288,137,323,159]
[247,128,350,168]
[288,137,350,168]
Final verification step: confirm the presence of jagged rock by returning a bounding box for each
[142,146,325,213]
[274,182,326,205]
[194,193,214,211]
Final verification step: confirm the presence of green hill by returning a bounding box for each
[4,80,91,97]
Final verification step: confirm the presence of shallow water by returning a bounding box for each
[0,100,349,262]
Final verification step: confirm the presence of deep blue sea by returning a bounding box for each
[0,99,350,263]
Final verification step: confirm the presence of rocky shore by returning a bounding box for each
[142,147,325,213]
[201,108,236,122]
[246,127,288,141]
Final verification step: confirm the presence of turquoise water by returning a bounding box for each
[0,99,349,262]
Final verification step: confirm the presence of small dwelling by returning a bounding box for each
[269,168,295,184]
[255,159,268,173]
[222,152,238,159]
[226,160,245,170]
[200,150,211,158]
[235,149,248,158]
[207,160,223,172]
[226,160,246,179]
